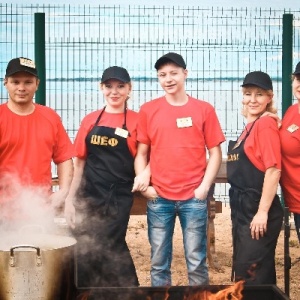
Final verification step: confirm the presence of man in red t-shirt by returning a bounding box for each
[0,57,73,226]
[134,52,225,286]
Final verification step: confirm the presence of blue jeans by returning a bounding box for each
[294,213,300,243]
[147,196,208,286]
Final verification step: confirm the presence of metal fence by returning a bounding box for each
[1,4,300,200]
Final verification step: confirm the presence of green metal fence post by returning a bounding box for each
[282,14,293,116]
[281,16,293,292]
[34,13,46,105]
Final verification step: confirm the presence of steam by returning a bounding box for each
[74,206,138,287]
[0,173,56,234]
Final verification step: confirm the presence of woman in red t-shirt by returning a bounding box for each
[64,66,148,289]
[280,62,300,243]
[227,71,283,285]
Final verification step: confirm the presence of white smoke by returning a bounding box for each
[0,173,56,234]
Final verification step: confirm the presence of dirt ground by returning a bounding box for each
[126,204,300,300]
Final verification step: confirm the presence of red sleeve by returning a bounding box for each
[73,112,98,159]
[245,116,281,171]
[52,121,74,164]
[203,106,225,149]
[137,105,151,145]
[41,106,74,164]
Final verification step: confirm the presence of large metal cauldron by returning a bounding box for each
[0,232,76,300]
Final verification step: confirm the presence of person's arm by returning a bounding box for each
[64,157,86,228]
[134,143,149,173]
[132,143,150,192]
[132,142,157,198]
[132,164,151,192]
[49,159,73,212]
[250,166,281,240]
[194,145,222,200]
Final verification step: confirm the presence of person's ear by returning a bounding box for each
[184,69,188,79]
[36,79,40,90]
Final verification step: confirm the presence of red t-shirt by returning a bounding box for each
[0,103,74,201]
[279,104,300,213]
[241,116,281,172]
[137,96,225,200]
[74,109,138,158]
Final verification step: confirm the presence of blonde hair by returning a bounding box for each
[241,86,277,117]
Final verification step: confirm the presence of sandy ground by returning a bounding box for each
[126,204,300,300]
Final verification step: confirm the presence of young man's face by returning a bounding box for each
[157,63,187,95]
[4,72,39,106]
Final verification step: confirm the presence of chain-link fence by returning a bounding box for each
[1,4,299,201]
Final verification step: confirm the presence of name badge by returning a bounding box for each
[176,117,193,128]
[287,124,299,133]
[115,127,129,138]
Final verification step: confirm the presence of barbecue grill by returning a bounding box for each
[73,285,289,300]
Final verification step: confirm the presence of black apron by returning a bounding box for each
[73,107,139,288]
[227,119,283,285]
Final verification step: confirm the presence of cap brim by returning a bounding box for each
[6,69,38,77]
[241,83,271,90]
[154,57,186,70]
[101,76,130,83]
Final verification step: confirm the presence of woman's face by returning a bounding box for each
[101,79,131,109]
[242,86,272,120]
[292,75,300,102]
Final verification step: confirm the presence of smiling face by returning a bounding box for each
[100,79,132,112]
[4,72,39,108]
[157,62,187,95]
[242,86,273,121]
[292,75,300,102]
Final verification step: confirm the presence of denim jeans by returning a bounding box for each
[294,213,300,243]
[147,196,208,286]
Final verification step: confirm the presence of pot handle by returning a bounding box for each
[10,245,42,267]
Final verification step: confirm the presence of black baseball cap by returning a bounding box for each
[292,62,300,75]
[241,71,273,91]
[154,52,186,70]
[5,57,38,77]
[101,66,131,83]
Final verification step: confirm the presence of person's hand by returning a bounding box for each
[250,211,268,240]
[64,197,76,229]
[49,189,68,215]
[194,185,209,201]
[132,171,150,192]
[141,186,158,199]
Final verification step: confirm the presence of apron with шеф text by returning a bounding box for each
[74,106,139,288]
[227,118,283,285]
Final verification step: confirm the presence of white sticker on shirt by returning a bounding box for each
[176,117,193,128]
[115,127,129,138]
[287,124,299,133]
